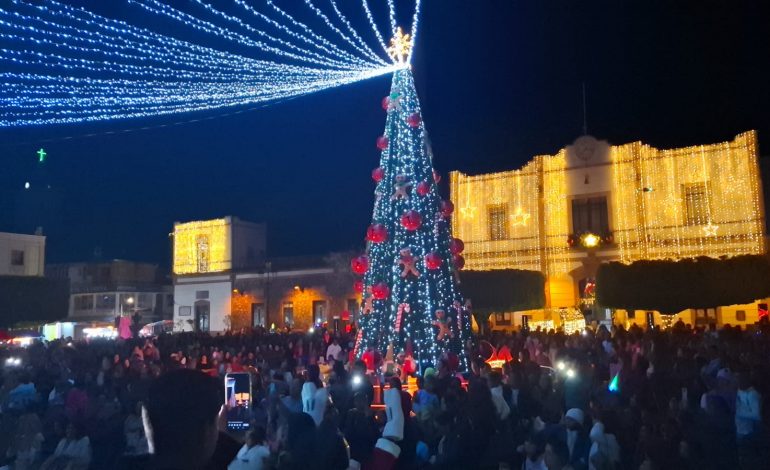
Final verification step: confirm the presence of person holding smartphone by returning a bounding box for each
[122,369,240,470]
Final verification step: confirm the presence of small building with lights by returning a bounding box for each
[172,217,358,333]
[46,260,173,331]
[450,131,766,329]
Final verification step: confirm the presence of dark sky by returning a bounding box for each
[1,0,769,267]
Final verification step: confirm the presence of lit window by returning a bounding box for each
[682,182,710,226]
[196,234,210,272]
[488,204,509,240]
[571,197,609,234]
[10,250,24,266]
[283,302,294,327]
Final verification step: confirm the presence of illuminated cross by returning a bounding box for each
[510,208,531,227]
[37,148,46,163]
[387,27,413,65]
[703,222,719,237]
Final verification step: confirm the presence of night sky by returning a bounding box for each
[1,0,768,267]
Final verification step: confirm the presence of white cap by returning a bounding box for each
[565,408,585,426]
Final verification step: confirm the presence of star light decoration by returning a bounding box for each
[387,27,413,65]
[459,205,478,219]
[703,222,719,237]
[510,208,531,227]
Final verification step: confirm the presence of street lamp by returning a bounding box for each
[122,296,135,316]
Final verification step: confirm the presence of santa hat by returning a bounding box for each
[364,438,401,470]
[301,382,329,426]
[382,388,404,441]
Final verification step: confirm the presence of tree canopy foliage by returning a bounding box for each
[0,276,69,327]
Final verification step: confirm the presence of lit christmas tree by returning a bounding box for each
[352,30,470,372]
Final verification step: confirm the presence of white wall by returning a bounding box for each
[173,276,232,332]
[0,232,45,276]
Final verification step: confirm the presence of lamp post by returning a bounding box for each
[122,296,134,316]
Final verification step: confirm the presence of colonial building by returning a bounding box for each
[172,217,357,333]
[450,131,766,329]
[46,260,173,324]
[0,230,46,277]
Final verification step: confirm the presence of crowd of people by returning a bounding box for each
[0,319,768,470]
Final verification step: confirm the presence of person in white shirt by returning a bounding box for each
[735,371,761,439]
[487,371,511,421]
[228,427,270,470]
[39,423,91,470]
[326,338,342,362]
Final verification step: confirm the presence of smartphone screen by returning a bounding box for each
[224,372,252,431]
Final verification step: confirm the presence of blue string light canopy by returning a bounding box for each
[0,0,421,127]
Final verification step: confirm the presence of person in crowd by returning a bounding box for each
[5,410,44,470]
[279,378,303,414]
[1,322,770,470]
[228,426,269,470]
[488,370,511,421]
[326,338,342,362]
[39,422,91,470]
[553,408,590,470]
[344,392,379,466]
[140,369,239,470]
[519,432,547,470]
[123,401,149,457]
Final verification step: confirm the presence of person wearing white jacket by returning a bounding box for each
[588,421,620,470]
[301,381,330,427]
[228,427,270,470]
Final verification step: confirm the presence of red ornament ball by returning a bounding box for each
[416,181,431,196]
[376,136,389,151]
[424,252,442,270]
[406,113,421,128]
[440,200,455,217]
[449,238,465,255]
[350,255,369,275]
[381,96,390,110]
[400,210,422,231]
[372,167,385,182]
[453,254,466,270]
[353,280,364,294]
[366,223,388,243]
[371,282,390,300]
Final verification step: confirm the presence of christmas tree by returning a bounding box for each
[352,44,470,372]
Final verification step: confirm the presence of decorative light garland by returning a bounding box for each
[0,0,418,127]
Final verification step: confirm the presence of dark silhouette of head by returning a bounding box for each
[143,369,222,469]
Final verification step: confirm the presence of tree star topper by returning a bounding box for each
[387,27,413,65]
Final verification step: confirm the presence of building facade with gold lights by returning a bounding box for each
[172,217,359,333]
[450,131,765,330]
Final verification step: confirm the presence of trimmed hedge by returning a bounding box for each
[596,255,770,315]
[460,269,546,313]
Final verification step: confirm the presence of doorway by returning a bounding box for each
[194,300,210,332]
[251,303,265,328]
